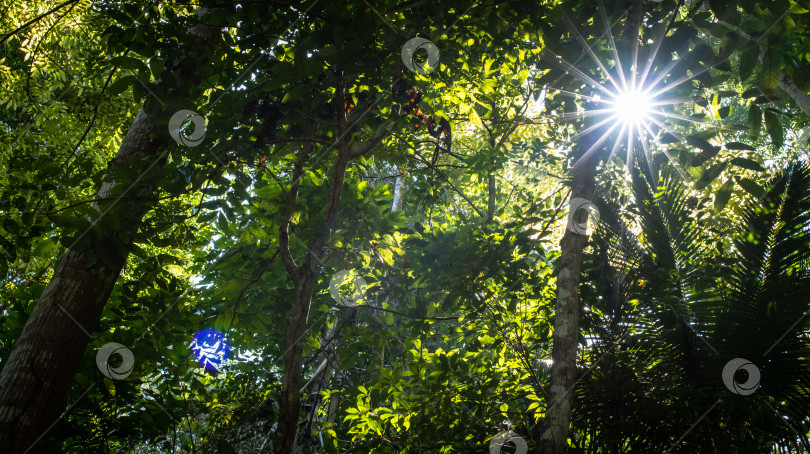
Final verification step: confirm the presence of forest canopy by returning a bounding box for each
[1,0,810,453]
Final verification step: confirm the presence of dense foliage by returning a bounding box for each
[1,0,809,453]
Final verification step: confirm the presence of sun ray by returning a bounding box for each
[605,122,629,166]
[629,0,644,92]
[643,51,693,93]
[638,0,686,89]
[645,115,687,143]
[572,120,623,172]
[598,0,629,89]
[626,120,636,176]
[653,111,709,125]
[532,109,615,125]
[542,0,754,198]
[638,124,661,186]
[562,13,623,94]
[544,86,605,103]
[542,53,616,98]
[651,6,793,100]
[570,115,621,144]
[647,97,693,107]
[642,119,692,182]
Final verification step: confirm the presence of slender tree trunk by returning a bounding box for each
[486,170,496,223]
[273,69,394,452]
[274,272,317,454]
[0,12,220,453]
[298,310,340,453]
[392,168,406,212]
[540,135,598,454]
[274,142,351,454]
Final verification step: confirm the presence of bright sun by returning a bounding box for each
[610,89,653,126]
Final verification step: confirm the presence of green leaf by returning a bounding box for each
[739,46,758,82]
[759,50,781,95]
[109,56,149,73]
[689,137,722,166]
[108,76,138,96]
[730,157,765,172]
[659,132,678,144]
[735,176,766,198]
[469,108,483,127]
[48,215,90,229]
[763,110,783,148]
[714,178,734,212]
[724,142,756,151]
[748,104,762,139]
[696,161,728,190]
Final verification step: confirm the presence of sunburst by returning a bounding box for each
[608,87,654,128]
[537,0,723,181]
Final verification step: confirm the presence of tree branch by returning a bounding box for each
[279,122,318,278]
[228,249,279,330]
[408,152,485,218]
[0,0,79,45]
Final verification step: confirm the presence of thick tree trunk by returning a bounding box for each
[0,12,219,453]
[539,138,597,454]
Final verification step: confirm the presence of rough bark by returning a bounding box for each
[779,71,810,118]
[539,135,598,454]
[0,11,220,453]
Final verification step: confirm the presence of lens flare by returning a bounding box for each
[610,89,653,126]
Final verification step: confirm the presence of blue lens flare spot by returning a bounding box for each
[192,329,230,371]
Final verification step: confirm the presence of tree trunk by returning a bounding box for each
[779,71,810,118]
[274,272,317,454]
[298,309,340,453]
[273,68,393,454]
[0,12,220,453]
[539,136,597,454]
[392,169,406,212]
[486,170,496,223]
